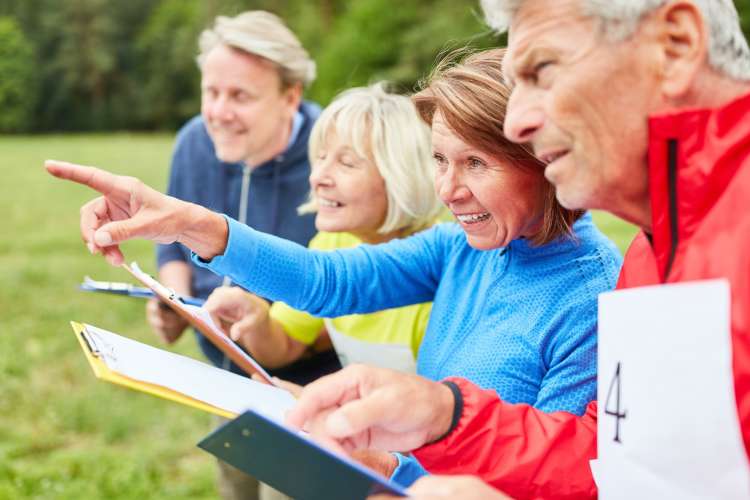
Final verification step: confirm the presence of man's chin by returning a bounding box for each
[545,166,591,210]
[555,186,591,211]
[213,148,246,164]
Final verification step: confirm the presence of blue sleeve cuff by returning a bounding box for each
[191,215,259,279]
[390,453,429,488]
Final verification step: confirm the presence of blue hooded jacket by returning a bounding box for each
[157,101,341,383]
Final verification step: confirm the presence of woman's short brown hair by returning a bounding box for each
[412,47,583,246]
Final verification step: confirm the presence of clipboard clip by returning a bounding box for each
[80,327,118,364]
[130,263,182,304]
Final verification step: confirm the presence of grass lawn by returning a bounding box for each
[0,133,639,499]
[0,134,216,499]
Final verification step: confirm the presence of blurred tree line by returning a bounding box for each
[0,0,499,133]
[3,0,750,133]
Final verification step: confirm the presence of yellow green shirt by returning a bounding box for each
[270,231,432,372]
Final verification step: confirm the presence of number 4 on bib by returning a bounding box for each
[604,362,626,443]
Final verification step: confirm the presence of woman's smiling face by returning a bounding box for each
[432,111,547,250]
[308,130,389,243]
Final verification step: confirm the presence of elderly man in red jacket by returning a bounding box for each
[281,0,750,497]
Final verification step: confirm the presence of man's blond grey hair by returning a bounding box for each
[300,83,443,235]
[481,0,750,81]
[197,11,316,87]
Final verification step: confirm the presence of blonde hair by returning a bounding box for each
[413,48,583,246]
[300,82,443,235]
[197,11,316,88]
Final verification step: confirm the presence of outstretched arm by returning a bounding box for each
[48,161,444,317]
[45,160,227,265]
[193,217,446,317]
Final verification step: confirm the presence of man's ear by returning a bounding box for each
[284,83,304,111]
[652,1,708,99]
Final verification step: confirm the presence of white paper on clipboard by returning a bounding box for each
[80,323,296,420]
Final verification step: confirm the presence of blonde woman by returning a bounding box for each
[203,83,444,374]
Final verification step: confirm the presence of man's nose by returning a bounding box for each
[504,88,544,144]
[211,95,235,121]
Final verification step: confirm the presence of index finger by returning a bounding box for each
[45,160,122,197]
[285,369,364,430]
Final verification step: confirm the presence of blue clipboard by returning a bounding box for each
[197,410,408,500]
[79,276,205,306]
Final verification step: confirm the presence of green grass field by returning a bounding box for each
[0,134,639,499]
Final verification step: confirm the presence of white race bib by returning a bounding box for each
[595,279,750,499]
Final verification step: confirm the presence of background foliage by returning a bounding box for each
[0,0,501,132]
[0,16,35,132]
[4,0,749,133]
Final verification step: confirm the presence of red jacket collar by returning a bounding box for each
[646,90,750,280]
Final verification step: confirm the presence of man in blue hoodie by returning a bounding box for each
[147,11,340,500]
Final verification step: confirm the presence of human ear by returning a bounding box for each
[653,1,707,99]
[283,83,303,111]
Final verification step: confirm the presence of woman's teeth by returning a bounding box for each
[318,198,342,207]
[456,212,490,224]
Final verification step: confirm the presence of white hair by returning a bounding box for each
[197,11,316,87]
[481,0,750,81]
[301,83,443,235]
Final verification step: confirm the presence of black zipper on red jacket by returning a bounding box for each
[664,138,679,280]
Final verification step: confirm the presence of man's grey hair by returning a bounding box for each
[197,11,316,87]
[481,0,750,81]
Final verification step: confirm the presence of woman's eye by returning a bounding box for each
[433,153,447,166]
[468,157,486,169]
[339,156,356,168]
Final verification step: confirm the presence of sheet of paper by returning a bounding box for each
[184,303,220,331]
[596,279,750,498]
[82,324,295,422]
[591,455,705,499]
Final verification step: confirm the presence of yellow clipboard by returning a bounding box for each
[72,321,236,419]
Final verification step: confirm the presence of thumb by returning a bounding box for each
[229,314,257,341]
[326,390,395,440]
[96,218,144,246]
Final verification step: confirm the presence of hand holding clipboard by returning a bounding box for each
[121,262,277,387]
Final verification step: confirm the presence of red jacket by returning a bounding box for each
[414,91,750,499]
